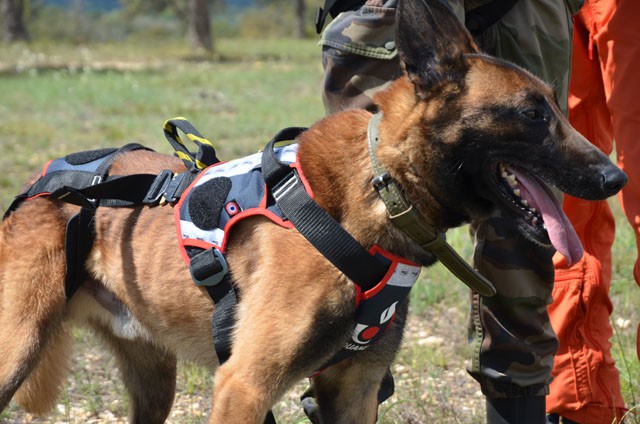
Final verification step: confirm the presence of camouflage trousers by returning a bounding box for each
[320,0,580,398]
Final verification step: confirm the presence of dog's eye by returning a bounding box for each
[522,108,546,122]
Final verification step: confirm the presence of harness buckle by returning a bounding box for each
[143,170,173,206]
[372,173,392,191]
[144,170,194,206]
[272,170,299,203]
[162,171,194,204]
[190,248,229,287]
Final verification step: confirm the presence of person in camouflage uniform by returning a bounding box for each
[317,0,623,423]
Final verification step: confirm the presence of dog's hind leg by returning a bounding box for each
[0,201,69,413]
[92,322,178,424]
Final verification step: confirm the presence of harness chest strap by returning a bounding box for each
[262,127,390,291]
[261,129,423,372]
[367,112,497,297]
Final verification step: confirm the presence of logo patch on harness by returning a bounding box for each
[315,247,421,373]
[225,200,241,217]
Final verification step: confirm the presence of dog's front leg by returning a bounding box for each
[207,220,361,423]
[309,361,387,424]
[307,301,407,424]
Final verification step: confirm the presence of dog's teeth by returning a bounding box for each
[530,206,536,213]
[513,188,521,197]
[522,199,529,207]
[507,174,517,186]
[501,171,508,178]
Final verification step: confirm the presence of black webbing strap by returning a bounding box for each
[49,174,157,208]
[186,246,237,364]
[261,128,388,291]
[62,143,150,299]
[207,277,237,363]
[190,258,268,424]
[64,207,95,299]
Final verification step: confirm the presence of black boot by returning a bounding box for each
[486,396,546,424]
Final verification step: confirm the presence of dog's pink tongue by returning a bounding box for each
[507,166,583,266]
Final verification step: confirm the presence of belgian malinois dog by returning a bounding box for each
[0,0,627,423]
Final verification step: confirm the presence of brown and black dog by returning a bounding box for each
[0,0,627,423]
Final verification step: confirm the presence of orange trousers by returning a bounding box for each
[547,0,640,422]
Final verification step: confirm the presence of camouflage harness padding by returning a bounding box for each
[3,118,421,377]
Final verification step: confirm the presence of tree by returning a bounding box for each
[188,0,212,52]
[293,0,305,38]
[123,0,213,52]
[1,0,30,42]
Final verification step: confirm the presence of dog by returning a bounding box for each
[0,0,627,423]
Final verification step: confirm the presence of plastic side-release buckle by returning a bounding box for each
[189,248,229,287]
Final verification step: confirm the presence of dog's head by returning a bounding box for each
[374,0,626,265]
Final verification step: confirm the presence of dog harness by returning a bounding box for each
[172,132,423,370]
[3,118,421,376]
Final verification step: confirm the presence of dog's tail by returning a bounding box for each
[13,326,72,415]
[0,203,73,416]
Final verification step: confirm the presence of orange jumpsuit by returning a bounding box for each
[547,0,640,422]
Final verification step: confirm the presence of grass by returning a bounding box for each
[0,37,639,423]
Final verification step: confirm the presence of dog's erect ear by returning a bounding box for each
[396,0,479,98]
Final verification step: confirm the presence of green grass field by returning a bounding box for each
[0,38,638,423]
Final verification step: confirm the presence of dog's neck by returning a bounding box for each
[367,111,495,296]
[296,79,496,296]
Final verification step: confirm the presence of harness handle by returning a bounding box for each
[163,117,220,171]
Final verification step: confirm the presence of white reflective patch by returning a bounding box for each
[196,143,299,186]
[386,262,421,288]
[180,220,225,246]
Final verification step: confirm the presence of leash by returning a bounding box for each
[367,112,496,297]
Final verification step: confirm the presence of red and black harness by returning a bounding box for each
[3,119,421,421]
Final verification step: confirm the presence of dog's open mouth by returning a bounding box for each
[496,163,583,266]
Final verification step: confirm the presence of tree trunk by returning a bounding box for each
[188,0,212,52]
[1,0,30,42]
[294,0,305,39]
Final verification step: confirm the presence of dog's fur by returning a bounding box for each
[0,1,627,423]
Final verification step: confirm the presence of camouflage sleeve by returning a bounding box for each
[320,0,581,114]
[319,0,468,113]
[319,0,400,113]
[475,0,582,114]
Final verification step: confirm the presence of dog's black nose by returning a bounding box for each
[601,166,628,195]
